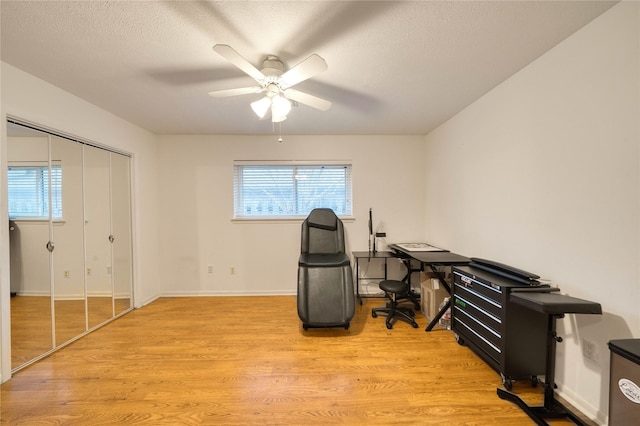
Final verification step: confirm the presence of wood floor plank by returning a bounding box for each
[1,296,594,425]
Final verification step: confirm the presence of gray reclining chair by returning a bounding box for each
[297,208,355,330]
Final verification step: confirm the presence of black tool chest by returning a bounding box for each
[451,264,549,389]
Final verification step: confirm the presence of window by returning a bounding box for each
[234,162,352,219]
[8,163,62,220]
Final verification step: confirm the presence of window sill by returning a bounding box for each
[232,216,355,224]
[9,219,66,225]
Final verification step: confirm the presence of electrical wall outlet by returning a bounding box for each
[230,266,236,275]
[583,338,599,362]
[207,265,213,274]
[86,267,92,276]
[63,270,71,278]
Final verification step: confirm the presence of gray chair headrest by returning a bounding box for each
[307,208,338,231]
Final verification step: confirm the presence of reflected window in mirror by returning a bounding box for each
[8,163,62,220]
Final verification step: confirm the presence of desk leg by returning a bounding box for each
[425,264,452,332]
[426,297,449,331]
[430,264,451,294]
[356,257,362,305]
[397,257,422,311]
[384,257,388,282]
[398,257,414,284]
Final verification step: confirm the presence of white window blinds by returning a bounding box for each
[234,163,352,218]
[8,164,62,220]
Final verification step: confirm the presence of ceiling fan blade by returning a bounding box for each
[208,86,263,98]
[213,44,265,81]
[278,54,328,88]
[284,89,332,111]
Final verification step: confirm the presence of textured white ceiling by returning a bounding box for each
[1,1,618,135]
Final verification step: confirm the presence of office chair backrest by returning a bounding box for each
[301,208,345,254]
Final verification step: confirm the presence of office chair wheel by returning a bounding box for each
[372,311,378,318]
[386,322,393,330]
[344,323,350,330]
[412,321,419,328]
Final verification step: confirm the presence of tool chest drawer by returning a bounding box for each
[453,278,503,321]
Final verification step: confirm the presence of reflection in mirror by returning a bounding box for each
[7,122,54,369]
[51,135,87,345]
[110,153,133,316]
[84,146,114,328]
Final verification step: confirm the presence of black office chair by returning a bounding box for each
[372,280,419,329]
[297,208,355,330]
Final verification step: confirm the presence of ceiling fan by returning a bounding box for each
[208,44,331,123]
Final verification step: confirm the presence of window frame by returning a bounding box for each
[233,160,353,221]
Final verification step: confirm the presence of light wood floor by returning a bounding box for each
[1,296,595,425]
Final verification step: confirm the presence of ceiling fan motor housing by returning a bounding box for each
[261,55,284,78]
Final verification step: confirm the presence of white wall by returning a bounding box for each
[0,62,161,383]
[156,134,426,296]
[424,2,639,423]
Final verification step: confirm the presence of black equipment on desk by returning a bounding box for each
[452,261,550,390]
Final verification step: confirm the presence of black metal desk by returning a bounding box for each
[387,244,471,331]
[498,291,602,426]
[352,251,396,304]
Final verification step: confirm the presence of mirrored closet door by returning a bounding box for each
[84,146,114,329]
[7,124,54,369]
[51,134,86,346]
[7,120,134,372]
[110,152,133,316]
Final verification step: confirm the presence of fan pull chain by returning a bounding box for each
[271,121,284,143]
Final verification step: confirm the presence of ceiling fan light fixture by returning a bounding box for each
[251,96,272,118]
[271,113,287,123]
[210,44,330,124]
[272,95,291,118]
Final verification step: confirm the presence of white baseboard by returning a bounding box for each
[557,384,605,425]
[159,290,297,297]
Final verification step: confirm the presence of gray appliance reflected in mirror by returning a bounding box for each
[6,120,134,373]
